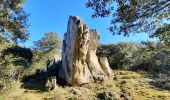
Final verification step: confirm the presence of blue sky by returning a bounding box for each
[23,0,156,47]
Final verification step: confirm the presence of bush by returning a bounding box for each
[97,42,141,69]
[97,42,170,73]
[96,91,120,100]
[0,40,32,91]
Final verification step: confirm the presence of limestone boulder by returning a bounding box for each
[86,30,107,81]
[60,16,112,85]
[99,57,113,77]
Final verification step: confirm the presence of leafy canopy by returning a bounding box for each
[86,0,170,36]
[151,24,170,47]
[0,0,29,43]
[34,32,61,52]
[33,32,62,60]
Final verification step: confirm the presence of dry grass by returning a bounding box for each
[0,70,170,100]
[114,70,170,100]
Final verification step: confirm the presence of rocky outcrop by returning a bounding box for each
[99,57,112,77]
[86,30,108,81]
[61,16,112,85]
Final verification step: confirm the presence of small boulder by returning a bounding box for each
[96,91,120,100]
[67,87,89,95]
[99,57,113,77]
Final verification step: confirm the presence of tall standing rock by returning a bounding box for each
[61,16,112,85]
[86,30,108,81]
[99,57,112,77]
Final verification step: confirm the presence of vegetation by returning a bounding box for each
[0,39,32,91]
[86,0,170,36]
[151,24,170,47]
[0,32,62,92]
[97,41,170,73]
[0,70,170,100]
[33,32,61,61]
[97,42,141,69]
[0,0,29,43]
[0,0,170,100]
[0,0,30,90]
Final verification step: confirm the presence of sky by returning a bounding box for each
[23,0,156,47]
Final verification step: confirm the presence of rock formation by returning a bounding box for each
[99,57,112,77]
[60,16,112,85]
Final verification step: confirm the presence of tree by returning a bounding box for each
[151,24,170,47]
[97,42,141,69]
[0,0,29,43]
[0,40,32,91]
[97,41,170,72]
[33,32,62,61]
[86,0,170,36]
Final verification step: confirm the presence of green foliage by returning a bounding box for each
[97,42,141,69]
[0,34,61,91]
[96,91,119,100]
[86,0,170,36]
[0,0,29,43]
[151,24,170,47]
[97,41,170,72]
[2,46,33,62]
[34,32,61,52]
[0,0,30,90]
[0,40,32,91]
[24,32,62,76]
[33,32,61,61]
[0,16,61,90]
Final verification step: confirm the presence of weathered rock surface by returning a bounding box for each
[61,16,112,85]
[96,91,120,100]
[99,57,113,77]
[67,87,89,95]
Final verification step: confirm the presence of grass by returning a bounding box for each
[0,70,170,100]
[114,70,170,100]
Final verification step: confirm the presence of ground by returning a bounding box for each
[0,70,170,100]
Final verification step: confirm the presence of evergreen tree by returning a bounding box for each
[0,0,29,43]
[86,0,170,36]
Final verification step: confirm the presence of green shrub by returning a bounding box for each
[97,42,170,73]
[97,42,141,69]
[0,40,32,91]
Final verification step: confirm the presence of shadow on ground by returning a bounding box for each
[21,69,48,91]
[21,61,66,92]
[138,70,170,91]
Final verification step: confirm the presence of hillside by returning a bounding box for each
[0,1,170,100]
[0,70,170,100]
